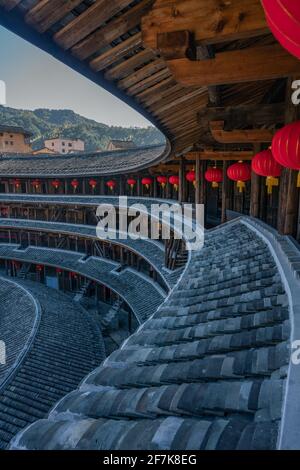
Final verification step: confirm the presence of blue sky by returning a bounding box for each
[0,26,151,128]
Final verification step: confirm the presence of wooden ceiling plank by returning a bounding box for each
[134,76,175,101]
[104,49,155,81]
[118,59,167,90]
[142,0,269,50]
[167,45,300,87]
[0,0,21,10]
[71,0,153,60]
[90,33,142,72]
[151,88,207,115]
[25,0,83,33]
[54,0,133,50]
[126,68,171,95]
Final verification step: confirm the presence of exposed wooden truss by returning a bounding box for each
[142,0,269,48]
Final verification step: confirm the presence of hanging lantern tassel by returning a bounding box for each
[212,182,219,189]
[266,176,279,195]
[297,171,300,188]
[237,181,245,193]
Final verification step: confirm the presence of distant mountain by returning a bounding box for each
[0,106,165,151]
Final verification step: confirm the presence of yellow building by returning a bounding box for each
[0,125,32,153]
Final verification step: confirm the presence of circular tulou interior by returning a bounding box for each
[0,0,300,452]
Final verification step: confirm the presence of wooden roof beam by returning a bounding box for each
[210,121,274,144]
[198,103,285,128]
[167,45,300,87]
[183,150,254,161]
[168,45,300,87]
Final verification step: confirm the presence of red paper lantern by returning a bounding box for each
[205,167,223,188]
[56,268,63,275]
[261,1,300,60]
[51,179,60,190]
[106,180,116,191]
[252,149,282,194]
[186,170,196,186]
[89,178,97,190]
[71,179,79,191]
[227,162,251,192]
[157,176,168,188]
[13,179,21,189]
[142,177,152,189]
[31,179,41,188]
[272,121,300,187]
[36,264,43,272]
[127,178,136,189]
[169,175,179,191]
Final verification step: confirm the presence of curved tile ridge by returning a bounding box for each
[0,276,41,390]
[10,220,291,450]
[0,244,165,324]
[0,278,106,449]
[0,218,179,289]
[0,144,168,178]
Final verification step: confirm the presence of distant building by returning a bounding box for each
[44,138,85,154]
[0,125,32,153]
[32,147,56,155]
[106,139,136,151]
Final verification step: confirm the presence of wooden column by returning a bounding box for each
[278,77,300,235]
[250,144,261,219]
[179,157,185,203]
[221,161,229,224]
[195,157,201,205]
[199,161,206,205]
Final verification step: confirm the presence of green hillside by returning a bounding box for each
[0,106,165,151]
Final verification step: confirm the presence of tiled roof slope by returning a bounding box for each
[0,279,105,449]
[0,278,39,387]
[11,222,291,450]
[0,145,166,177]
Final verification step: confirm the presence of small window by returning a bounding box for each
[10,142,13,145]
[68,143,72,147]
[10,135,13,138]
[62,149,65,153]
[0,133,3,136]
[52,142,54,146]
[5,141,8,145]
[62,142,65,146]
